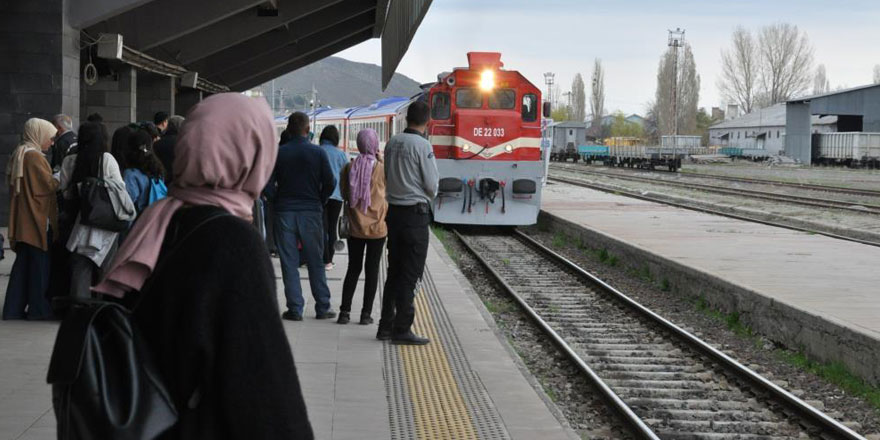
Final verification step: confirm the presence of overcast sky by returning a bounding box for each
[337,0,880,116]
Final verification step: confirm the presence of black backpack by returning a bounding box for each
[47,209,229,439]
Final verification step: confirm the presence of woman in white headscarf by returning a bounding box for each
[3,118,59,320]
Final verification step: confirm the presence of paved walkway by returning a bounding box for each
[0,231,573,439]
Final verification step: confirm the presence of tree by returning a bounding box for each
[551,106,572,122]
[757,23,814,104]
[718,26,759,114]
[609,111,644,138]
[695,107,715,146]
[589,59,605,134]
[874,65,880,84]
[718,23,815,110]
[813,64,830,95]
[571,74,586,121]
[655,43,700,137]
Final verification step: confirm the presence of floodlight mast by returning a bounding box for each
[543,72,555,111]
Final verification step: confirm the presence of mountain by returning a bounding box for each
[258,57,423,111]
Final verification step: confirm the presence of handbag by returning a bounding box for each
[79,157,128,231]
[338,201,351,240]
[148,177,168,205]
[47,209,230,440]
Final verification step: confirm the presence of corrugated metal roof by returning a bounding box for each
[550,121,587,128]
[381,0,433,90]
[710,103,836,130]
[350,96,411,118]
[788,83,880,102]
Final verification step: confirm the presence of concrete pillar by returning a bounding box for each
[784,102,812,164]
[81,65,137,134]
[137,72,176,122]
[176,89,203,117]
[0,0,80,223]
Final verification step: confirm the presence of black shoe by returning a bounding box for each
[316,310,337,320]
[391,331,430,345]
[376,328,392,340]
[282,311,303,321]
[359,313,373,325]
[337,312,350,324]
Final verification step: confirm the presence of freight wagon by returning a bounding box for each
[814,132,880,168]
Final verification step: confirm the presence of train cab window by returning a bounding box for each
[432,93,450,119]
[488,89,515,109]
[522,93,538,121]
[455,88,482,108]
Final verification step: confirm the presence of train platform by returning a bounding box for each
[540,181,880,385]
[0,230,574,440]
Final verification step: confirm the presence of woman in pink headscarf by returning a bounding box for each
[336,128,387,325]
[94,93,313,439]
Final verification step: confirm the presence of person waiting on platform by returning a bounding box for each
[122,129,167,216]
[318,125,348,271]
[95,93,313,438]
[49,114,77,173]
[153,115,183,184]
[153,111,169,134]
[377,101,438,345]
[2,118,59,320]
[265,112,337,321]
[337,128,387,325]
[59,122,132,299]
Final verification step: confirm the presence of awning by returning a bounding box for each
[381,0,433,90]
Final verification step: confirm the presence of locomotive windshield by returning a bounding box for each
[432,92,450,119]
[522,94,538,121]
[455,88,482,108]
[488,89,516,109]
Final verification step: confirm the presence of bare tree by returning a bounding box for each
[718,26,759,114]
[874,65,880,84]
[813,64,830,95]
[571,73,587,121]
[656,44,700,136]
[589,58,605,134]
[757,23,814,104]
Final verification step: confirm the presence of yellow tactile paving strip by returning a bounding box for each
[399,287,479,439]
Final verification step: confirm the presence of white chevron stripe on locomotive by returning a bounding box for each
[428,135,542,159]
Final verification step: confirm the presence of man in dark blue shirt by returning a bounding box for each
[265,112,336,320]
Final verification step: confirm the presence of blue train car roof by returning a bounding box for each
[349,96,411,118]
[315,106,361,121]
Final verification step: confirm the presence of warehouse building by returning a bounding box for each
[709,103,837,156]
[786,83,880,163]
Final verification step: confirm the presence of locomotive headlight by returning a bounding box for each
[462,144,471,152]
[480,70,495,91]
[505,144,513,152]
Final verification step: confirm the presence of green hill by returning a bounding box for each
[259,56,423,111]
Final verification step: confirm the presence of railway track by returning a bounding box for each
[455,229,866,440]
[546,174,880,248]
[681,171,880,198]
[550,165,880,215]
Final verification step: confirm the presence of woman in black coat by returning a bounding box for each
[94,93,313,439]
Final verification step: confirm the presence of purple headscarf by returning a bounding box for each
[350,129,378,213]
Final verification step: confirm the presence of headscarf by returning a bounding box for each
[6,118,56,195]
[349,129,379,213]
[94,93,277,297]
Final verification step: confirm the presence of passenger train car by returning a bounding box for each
[272,52,548,226]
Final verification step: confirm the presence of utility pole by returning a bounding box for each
[310,84,318,136]
[563,91,573,110]
[543,72,555,111]
[668,28,685,156]
[271,79,276,114]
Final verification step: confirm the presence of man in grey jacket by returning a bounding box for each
[377,100,439,345]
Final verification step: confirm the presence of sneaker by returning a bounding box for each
[376,328,392,341]
[281,311,303,321]
[325,262,334,271]
[359,313,373,325]
[336,312,350,324]
[391,331,430,345]
[316,310,337,320]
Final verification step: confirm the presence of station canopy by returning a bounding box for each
[72,0,432,91]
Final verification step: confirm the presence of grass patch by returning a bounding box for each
[777,351,880,410]
[661,277,671,292]
[693,296,753,338]
[501,258,510,265]
[552,232,567,248]
[431,225,459,263]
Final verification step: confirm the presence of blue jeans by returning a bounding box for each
[275,210,332,316]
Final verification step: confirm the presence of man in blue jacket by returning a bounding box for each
[266,112,336,321]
